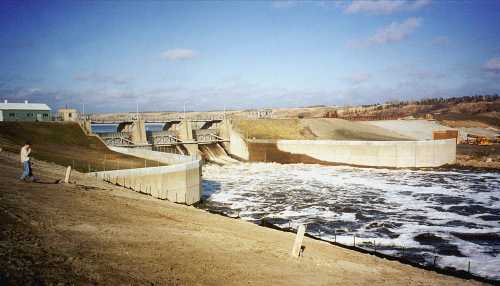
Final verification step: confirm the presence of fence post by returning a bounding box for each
[64,166,72,183]
[291,224,307,258]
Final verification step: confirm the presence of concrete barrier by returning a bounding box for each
[109,146,197,164]
[238,139,456,168]
[92,148,202,205]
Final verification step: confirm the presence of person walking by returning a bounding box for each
[20,141,34,182]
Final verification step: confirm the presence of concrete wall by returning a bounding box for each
[230,137,456,168]
[93,147,202,205]
[274,139,456,168]
[227,125,250,161]
[109,146,197,164]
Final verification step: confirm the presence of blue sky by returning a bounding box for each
[1,0,499,112]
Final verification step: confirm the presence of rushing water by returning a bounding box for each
[201,163,500,281]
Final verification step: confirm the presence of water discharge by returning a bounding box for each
[202,163,500,281]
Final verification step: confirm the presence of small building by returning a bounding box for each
[58,108,79,122]
[0,100,51,122]
[248,109,273,119]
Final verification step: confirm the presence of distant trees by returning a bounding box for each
[384,94,499,108]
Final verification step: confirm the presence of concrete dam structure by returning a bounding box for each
[225,119,457,168]
[237,139,456,168]
[92,147,202,205]
[92,118,229,158]
[91,117,457,168]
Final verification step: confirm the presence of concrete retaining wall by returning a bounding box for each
[109,146,197,164]
[236,139,456,168]
[228,127,249,161]
[92,148,202,205]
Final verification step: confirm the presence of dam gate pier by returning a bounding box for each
[89,116,231,158]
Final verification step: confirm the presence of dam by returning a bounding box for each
[90,117,457,168]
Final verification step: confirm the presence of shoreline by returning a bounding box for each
[198,206,499,285]
[0,151,490,285]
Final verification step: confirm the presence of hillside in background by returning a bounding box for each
[90,95,499,131]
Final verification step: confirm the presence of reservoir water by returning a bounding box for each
[202,163,500,281]
[91,123,164,133]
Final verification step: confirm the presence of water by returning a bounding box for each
[201,163,500,281]
[91,123,164,133]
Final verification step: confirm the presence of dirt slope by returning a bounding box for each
[233,118,411,141]
[0,152,485,285]
[0,122,161,172]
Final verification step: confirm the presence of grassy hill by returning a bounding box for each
[0,122,162,172]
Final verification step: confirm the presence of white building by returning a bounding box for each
[0,100,52,122]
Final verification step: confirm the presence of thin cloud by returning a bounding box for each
[161,49,197,61]
[483,57,500,75]
[344,0,431,15]
[350,17,421,48]
[407,69,446,80]
[74,73,132,85]
[342,73,371,85]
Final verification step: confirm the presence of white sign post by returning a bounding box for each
[291,224,307,258]
[64,166,72,183]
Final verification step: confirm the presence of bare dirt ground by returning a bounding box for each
[456,144,500,170]
[233,118,410,141]
[0,151,487,285]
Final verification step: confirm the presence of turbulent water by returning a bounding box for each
[202,163,500,281]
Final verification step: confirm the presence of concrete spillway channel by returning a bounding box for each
[90,147,202,205]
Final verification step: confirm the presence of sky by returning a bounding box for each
[1,0,500,113]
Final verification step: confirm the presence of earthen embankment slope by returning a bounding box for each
[233,118,411,140]
[0,152,485,285]
[0,122,161,172]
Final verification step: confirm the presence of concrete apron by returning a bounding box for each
[90,148,202,205]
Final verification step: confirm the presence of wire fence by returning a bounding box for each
[254,219,493,284]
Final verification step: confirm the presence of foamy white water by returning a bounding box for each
[202,163,500,281]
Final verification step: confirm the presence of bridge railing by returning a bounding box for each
[87,112,225,123]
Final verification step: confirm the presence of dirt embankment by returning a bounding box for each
[0,152,486,285]
[456,144,500,170]
[233,118,411,141]
[0,122,162,172]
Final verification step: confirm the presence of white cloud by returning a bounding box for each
[483,57,500,75]
[74,73,132,85]
[350,17,421,48]
[161,49,197,61]
[344,0,431,15]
